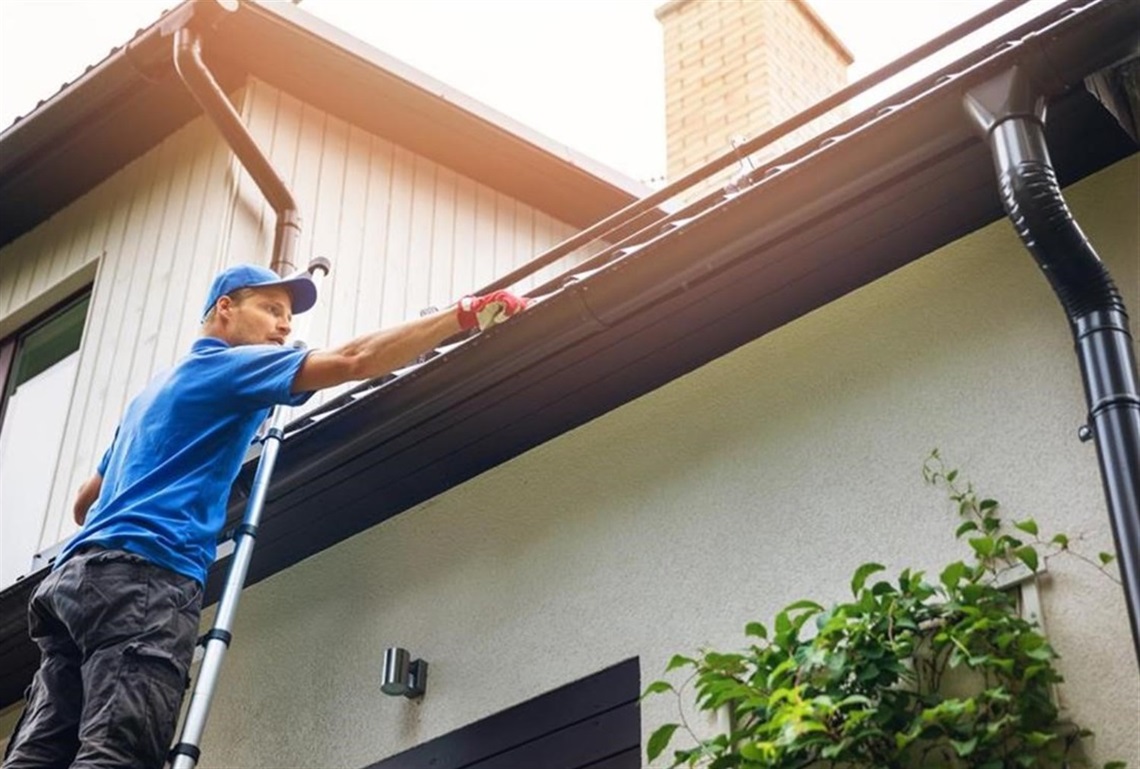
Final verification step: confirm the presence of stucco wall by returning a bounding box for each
[188,156,1139,767]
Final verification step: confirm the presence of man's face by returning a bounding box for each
[221,285,294,346]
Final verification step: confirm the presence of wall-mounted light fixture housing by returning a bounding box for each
[381,647,428,699]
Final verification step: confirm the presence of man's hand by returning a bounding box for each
[456,291,529,332]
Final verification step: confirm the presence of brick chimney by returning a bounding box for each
[656,0,853,184]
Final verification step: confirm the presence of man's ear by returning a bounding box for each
[215,295,234,319]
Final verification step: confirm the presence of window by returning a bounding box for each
[0,291,91,587]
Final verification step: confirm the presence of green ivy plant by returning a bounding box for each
[645,450,1124,769]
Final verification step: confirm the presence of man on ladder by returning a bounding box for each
[3,263,527,769]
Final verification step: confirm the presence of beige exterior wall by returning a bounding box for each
[659,0,850,190]
[0,78,592,586]
[138,155,1140,767]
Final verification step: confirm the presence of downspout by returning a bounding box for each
[965,66,1140,666]
[172,19,301,276]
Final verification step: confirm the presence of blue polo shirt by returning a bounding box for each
[57,337,313,585]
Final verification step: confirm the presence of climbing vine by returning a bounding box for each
[645,450,1124,769]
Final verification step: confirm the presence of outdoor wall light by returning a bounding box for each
[381,647,428,699]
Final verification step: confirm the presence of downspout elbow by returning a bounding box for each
[173,26,301,275]
[964,68,1125,325]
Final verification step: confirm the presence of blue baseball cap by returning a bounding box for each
[201,264,318,321]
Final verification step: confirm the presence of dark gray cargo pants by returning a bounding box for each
[3,547,202,769]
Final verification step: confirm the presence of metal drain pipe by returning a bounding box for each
[173,21,302,276]
[966,66,1140,666]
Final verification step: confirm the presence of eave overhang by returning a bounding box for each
[1,0,1137,709]
[0,0,644,250]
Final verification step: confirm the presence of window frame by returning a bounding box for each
[0,287,92,433]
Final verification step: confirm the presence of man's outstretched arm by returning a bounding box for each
[292,291,527,394]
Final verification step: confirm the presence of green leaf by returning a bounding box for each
[1051,533,1069,548]
[646,722,679,762]
[969,536,995,558]
[1013,518,1038,536]
[1015,545,1039,572]
[642,680,674,698]
[1099,552,1116,565]
[947,469,958,483]
[980,498,999,512]
[665,655,696,672]
[955,520,979,538]
[851,562,886,596]
[941,561,967,590]
[745,621,768,640]
[1024,731,1057,747]
[784,599,825,614]
[951,736,979,756]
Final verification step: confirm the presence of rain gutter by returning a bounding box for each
[260,1,1137,515]
[173,3,301,275]
[966,63,1140,666]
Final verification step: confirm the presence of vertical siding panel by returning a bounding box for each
[472,185,499,291]
[22,213,68,305]
[6,224,54,313]
[359,135,394,334]
[0,236,22,314]
[530,213,555,289]
[297,112,350,413]
[452,177,478,297]
[29,206,78,292]
[305,108,340,357]
[160,120,227,367]
[118,141,179,413]
[0,225,48,320]
[327,122,367,347]
[49,169,111,287]
[382,148,415,328]
[430,167,458,307]
[128,130,195,392]
[515,205,536,291]
[289,102,328,276]
[493,193,516,285]
[247,81,281,263]
[405,156,437,316]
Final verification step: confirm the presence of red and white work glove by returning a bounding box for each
[456,290,529,331]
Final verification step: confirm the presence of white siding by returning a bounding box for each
[0,77,595,573]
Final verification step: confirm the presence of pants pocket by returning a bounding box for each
[103,643,187,769]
